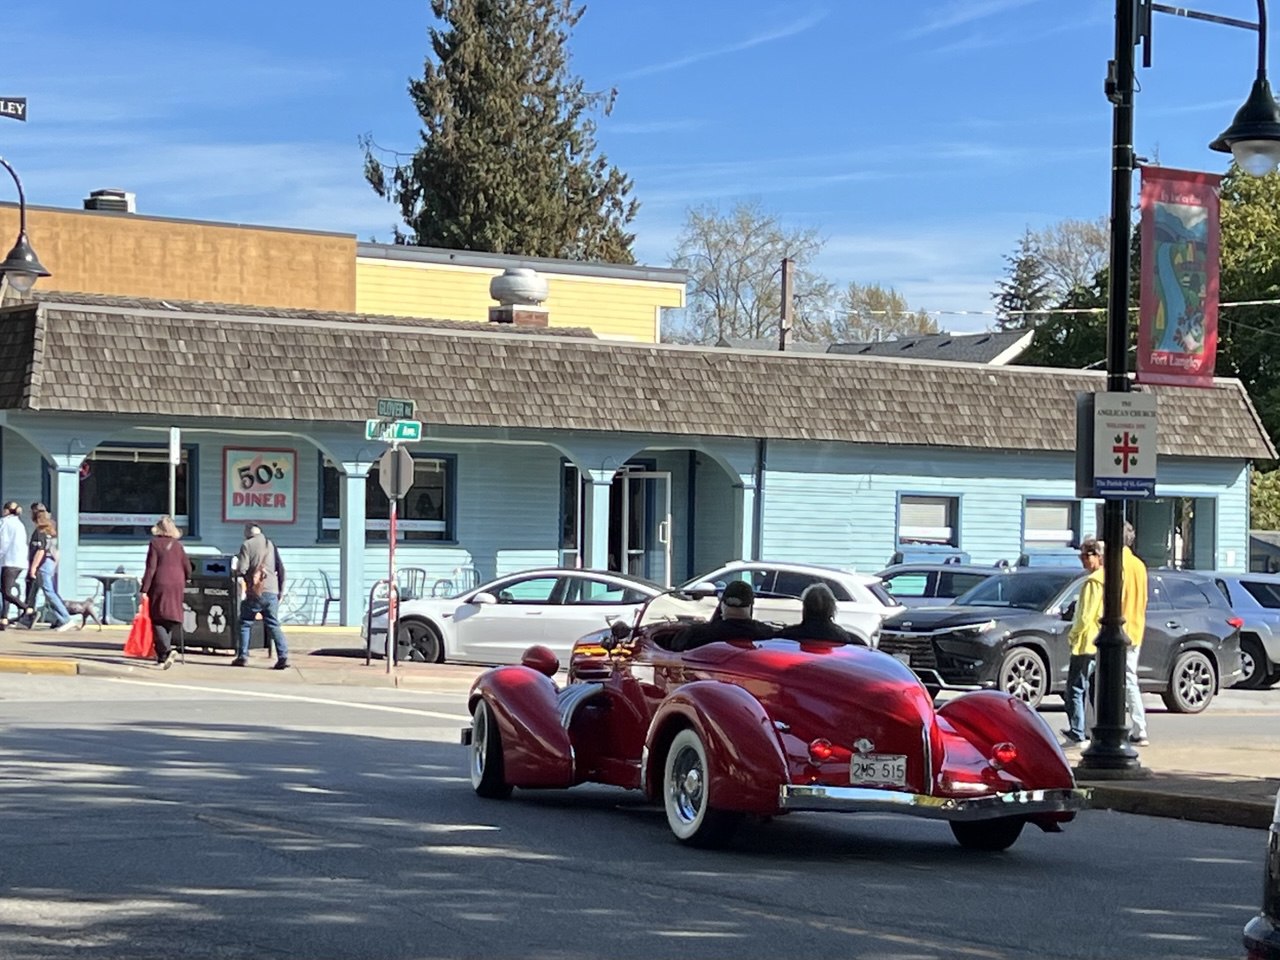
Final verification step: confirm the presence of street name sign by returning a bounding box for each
[376,398,415,419]
[365,418,422,442]
[378,445,416,500]
[1092,392,1157,498]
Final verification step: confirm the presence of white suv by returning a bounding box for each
[683,561,904,646]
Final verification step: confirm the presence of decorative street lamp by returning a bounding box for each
[1079,0,1280,776]
[0,156,49,294]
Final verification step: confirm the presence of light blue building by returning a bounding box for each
[0,291,1272,625]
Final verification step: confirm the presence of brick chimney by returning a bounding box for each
[488,267,549,327]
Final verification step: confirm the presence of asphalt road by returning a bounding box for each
[0,674,1266,960]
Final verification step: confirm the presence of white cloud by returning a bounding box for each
[905,0,1040,38]
[617,9,828,79]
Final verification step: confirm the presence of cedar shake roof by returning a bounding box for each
[2,295,1274,460]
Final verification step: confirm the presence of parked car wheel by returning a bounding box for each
[1161,649,1216,714]
[950,817,1026,851]
[998,647,1048,709]
[1236,635,1270,690]
[470,700,512,799]
[398,618,444,663]
[663,729,740,848]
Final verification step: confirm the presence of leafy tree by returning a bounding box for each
[362,0,638,262]
[1032,218,1109,303]
[1017,273,1109,369]
[835,282,937,342]
[1254,468,1280,530]
[668,201,832,344]
[992,229,1053,330]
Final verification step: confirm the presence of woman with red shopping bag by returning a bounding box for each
[139,515,193,669]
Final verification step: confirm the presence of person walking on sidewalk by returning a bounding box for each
[233,524,290,670]
[1122,522,1150,746]
[1062,537,1105,745]
[140,515,193,669]
[26,508,73,631]
[0,501,36,630]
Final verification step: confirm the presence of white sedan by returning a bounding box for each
[362,568,663,665]
[682,561,904,646]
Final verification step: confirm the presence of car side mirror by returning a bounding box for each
[685,580,720,599]
[471,591,498,606]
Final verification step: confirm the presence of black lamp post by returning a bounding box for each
[1078,0,1280,775]
[0,156,49,294]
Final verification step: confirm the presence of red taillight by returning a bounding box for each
[1228,616,1244,629]
[990,742,1017,768]
[808,739,834,763]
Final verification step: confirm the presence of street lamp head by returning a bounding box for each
[1210,75,1280,176]
[0,230,49,293]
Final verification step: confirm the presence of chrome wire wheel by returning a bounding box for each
[998,648,1048,709]
[662,729,739,848]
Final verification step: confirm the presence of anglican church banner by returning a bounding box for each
[1136,166,1221,388]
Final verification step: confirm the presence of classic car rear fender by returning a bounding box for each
[642,681,788,815]
[469,667,575,789]
[937,690,1076,792]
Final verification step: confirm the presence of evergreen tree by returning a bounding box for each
[362,0,638,262]
[992,229,1053,330]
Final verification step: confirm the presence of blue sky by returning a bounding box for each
[8,0,1263,331]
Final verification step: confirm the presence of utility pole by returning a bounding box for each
[779,257,794,351]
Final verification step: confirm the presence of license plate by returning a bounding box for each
[850,754,907,787]
[891,652,912,666]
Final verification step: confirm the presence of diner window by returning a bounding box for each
[78,445,196,538]
[1024,499,1079,550]
[897,495,959,547]
[320,454,455,542]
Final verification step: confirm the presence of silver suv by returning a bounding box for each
[1212,573,1280,689]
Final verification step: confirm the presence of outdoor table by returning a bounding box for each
[90,573,140,624]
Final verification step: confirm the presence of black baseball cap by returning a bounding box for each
[722,580,755,608]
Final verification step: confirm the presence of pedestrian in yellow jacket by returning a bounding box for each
[1062,538,1104,744]
[1122,522,1149,745]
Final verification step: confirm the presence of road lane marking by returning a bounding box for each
[103,677,468,721]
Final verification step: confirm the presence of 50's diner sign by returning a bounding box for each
[222,448,296,524]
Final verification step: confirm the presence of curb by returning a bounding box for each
[0,656,79,676]
[1085,784,1273,829]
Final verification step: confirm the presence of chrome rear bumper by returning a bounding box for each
[780,784,1090,821]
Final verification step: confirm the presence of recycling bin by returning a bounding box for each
[182,555,264,653]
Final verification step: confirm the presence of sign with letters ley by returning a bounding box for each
[1091,392,1157,498]
[0,98,27,122]
[223,448,297,523]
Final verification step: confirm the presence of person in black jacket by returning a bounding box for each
[777,583,860,645]
[672,580,776,651]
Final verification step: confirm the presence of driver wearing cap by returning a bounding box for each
[671,579,777,652]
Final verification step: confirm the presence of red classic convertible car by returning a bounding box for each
[462,588,1089,850]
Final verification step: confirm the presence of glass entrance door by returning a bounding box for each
[620,471,672,587]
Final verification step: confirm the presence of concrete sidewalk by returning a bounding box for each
[1,622,1275,830]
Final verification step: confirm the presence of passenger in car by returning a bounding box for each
[777,583,858,644]
[671,580,775,651]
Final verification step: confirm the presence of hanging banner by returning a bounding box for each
[1136,166,1221,388]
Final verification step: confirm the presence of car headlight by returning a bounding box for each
[943,620,997,638]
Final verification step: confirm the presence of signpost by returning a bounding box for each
[371,413,418,674]
[0,98,26,122]
[365,418,422,443]
[1075,391,1158,500]
[168,426,181,519]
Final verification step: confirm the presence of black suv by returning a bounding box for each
[877,568,1244,713]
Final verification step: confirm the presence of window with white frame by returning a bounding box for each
[78,445,195,538]
[1024,499,1078,549]
[320,455,454,541]
[897,495,959,546]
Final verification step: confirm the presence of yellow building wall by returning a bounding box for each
[0,204,356,311]
[356,259,684,342]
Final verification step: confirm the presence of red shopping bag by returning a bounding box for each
[123,596,155,660]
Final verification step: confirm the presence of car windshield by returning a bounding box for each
[636,589,720,630]
[954,572,1078,611]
